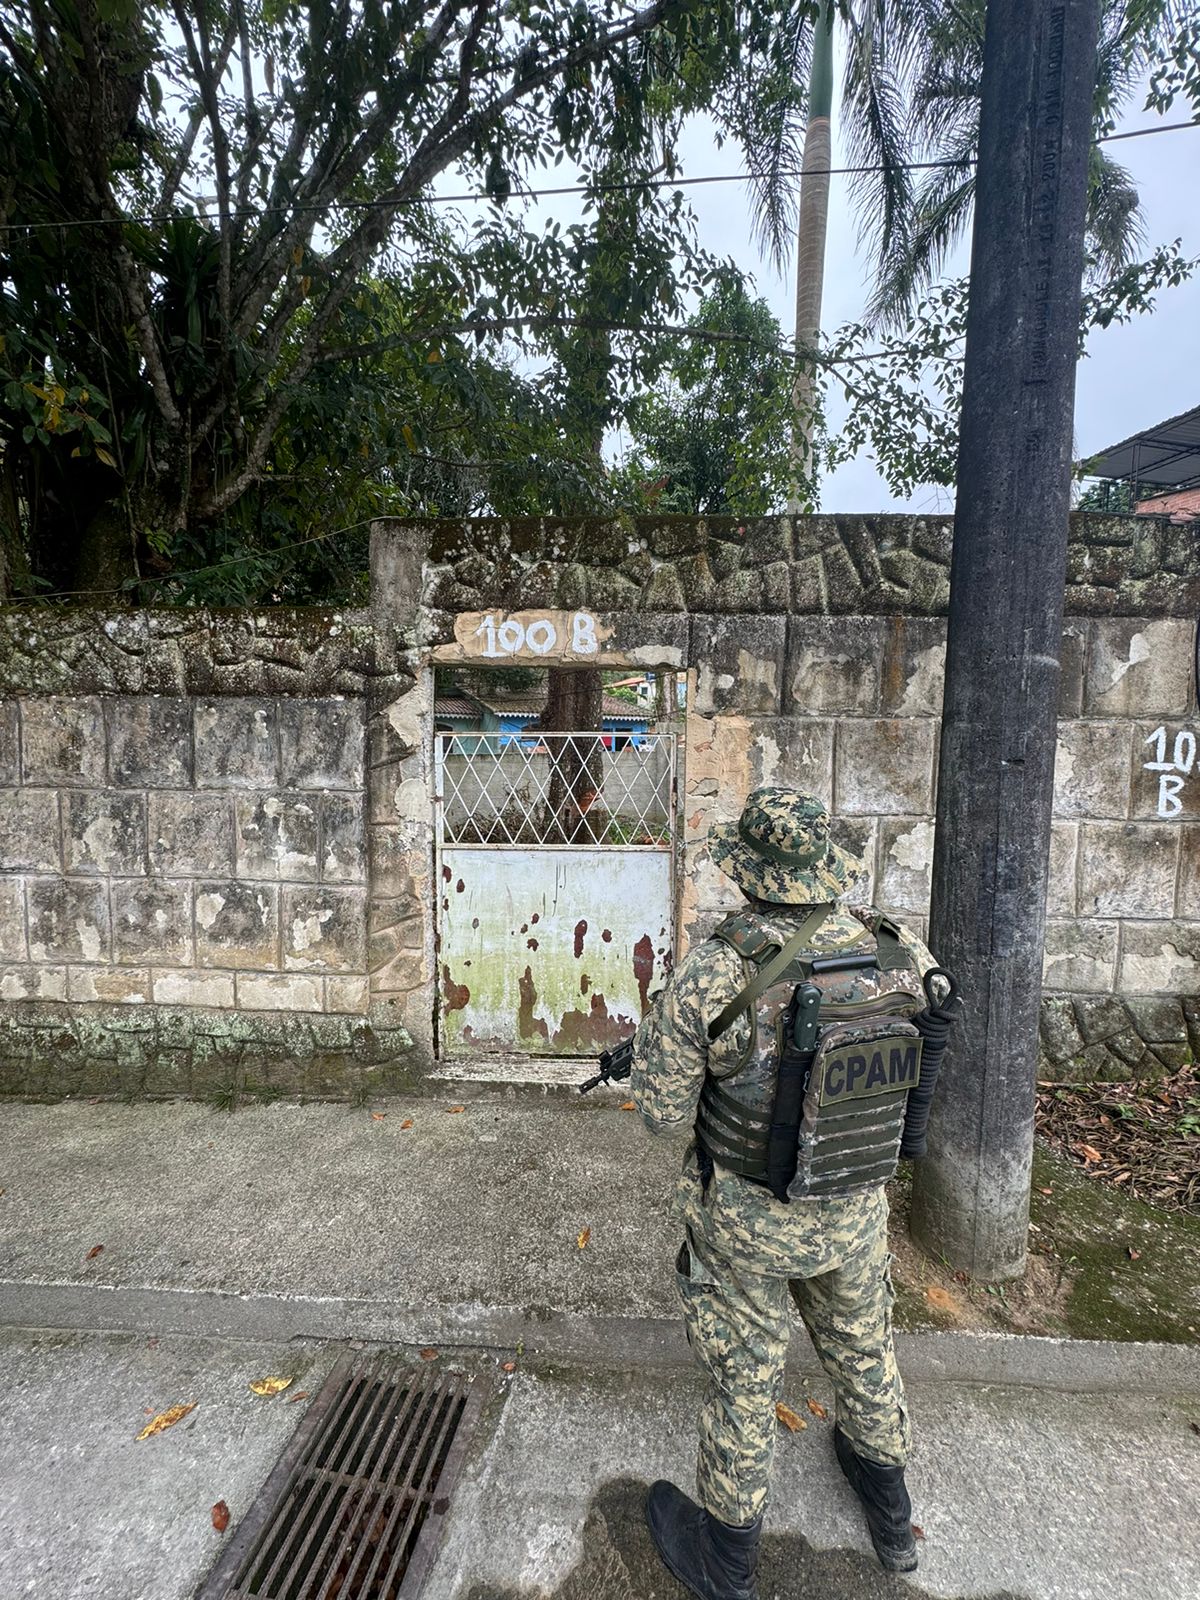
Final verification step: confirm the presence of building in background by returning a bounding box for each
[1083,404,1200,520]
[433,690,650,752]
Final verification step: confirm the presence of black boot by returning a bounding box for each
[646,1480,760,1600]
[834,1426,918,1573]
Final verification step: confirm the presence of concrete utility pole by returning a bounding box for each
[911,0,1102,1279]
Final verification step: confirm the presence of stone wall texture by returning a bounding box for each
[1,511,1197,1097]
[674,611,1200,1084]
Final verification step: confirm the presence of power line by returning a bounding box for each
[0,118,1194,236]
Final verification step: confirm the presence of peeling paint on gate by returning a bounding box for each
[438,849,672,1056]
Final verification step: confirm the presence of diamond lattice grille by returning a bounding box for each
[436,732,675,848]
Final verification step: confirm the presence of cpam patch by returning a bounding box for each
[819,1037,922,1105]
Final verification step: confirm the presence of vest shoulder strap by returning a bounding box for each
[707,903,833,1043]
[847,905,918,972]
[711,913,778,966]
[872,909,915,973]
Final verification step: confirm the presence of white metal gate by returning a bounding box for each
[434,731,677,1056]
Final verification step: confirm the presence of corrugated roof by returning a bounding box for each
[433,696,483,720]
[472,693,647,723]
[1086,403,1200,492]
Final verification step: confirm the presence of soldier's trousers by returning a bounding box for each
[675,1199,910,1528]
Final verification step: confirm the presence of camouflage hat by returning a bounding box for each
[708,788,861,905]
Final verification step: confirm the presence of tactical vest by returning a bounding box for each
[695,909,926,1199]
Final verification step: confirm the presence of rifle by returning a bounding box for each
[578,1036,635,1094]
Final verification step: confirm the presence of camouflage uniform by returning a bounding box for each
[632,896,935,1530]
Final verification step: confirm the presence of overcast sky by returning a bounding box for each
[659,78,1199,514]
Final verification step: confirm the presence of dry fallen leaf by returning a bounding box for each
[248,1376,293,1398]
[912,1523,926,1541]
[577,1227,591,1249]
[620,1101,636,1111]
[775,1402,807,1433]
[1127,1247,1142,1261]
[420,1348,439,1361]
[1038,1186,1054,1196]
[806,1397,828,1420]
[137,1402,196,1440]
[400,1118,414,1130]
[211,1500,230,1534]
[1077,1143,1103,1165]
[86,1244,105,1260]
[924,1285,957,1311]
[288,1391,311,1404]
[370,1111,386,1121]
[447,1105,466,1114]
[502,1361,517,1374]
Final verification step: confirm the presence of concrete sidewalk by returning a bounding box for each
[435,1356,1200,1600]
[4,1094,1200,1370]
[0,1326,1197,1600]
[0,1093,682,1353]
[1,1096,1199,1600]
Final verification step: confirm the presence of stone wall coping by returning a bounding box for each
[373,511,1200,623]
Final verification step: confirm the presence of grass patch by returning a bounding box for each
[888,1143,1200,1344]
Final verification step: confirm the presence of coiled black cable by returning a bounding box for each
[899,968,962,1159]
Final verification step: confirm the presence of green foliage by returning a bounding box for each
[867,0,1185,324]
[1075,479,1135,512]
[617,280,792,514]
[0,0,825,601]
[826,242,1198,498]
[1146,8,1200,117]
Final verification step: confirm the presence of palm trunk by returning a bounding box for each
[788,0,835,513]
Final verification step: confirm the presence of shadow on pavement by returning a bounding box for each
[466,1476,1032,1600]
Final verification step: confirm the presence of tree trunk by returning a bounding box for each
[910,0,1102,1280]
[0,460,30,603]
[542,669,605,844]
[788,0,835,513]
[74,500,139,596]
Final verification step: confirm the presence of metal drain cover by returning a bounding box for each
[198,1353,483,1600]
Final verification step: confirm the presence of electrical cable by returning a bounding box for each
[0,119,1194,234]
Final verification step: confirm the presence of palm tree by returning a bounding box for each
[871,0,1183,320]
[729,0,1183,506]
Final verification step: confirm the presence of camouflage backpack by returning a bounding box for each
[694,905,926,1200]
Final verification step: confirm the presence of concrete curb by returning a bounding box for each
[3,1277,1198,1394]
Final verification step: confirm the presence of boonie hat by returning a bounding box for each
[708,787,862,905]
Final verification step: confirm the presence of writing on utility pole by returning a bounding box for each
[1026,4,1066,386]
[1144,726,1198,817]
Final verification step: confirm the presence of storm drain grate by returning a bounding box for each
[198,1354,482,1600]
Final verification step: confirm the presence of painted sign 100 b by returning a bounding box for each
[452,609,612,661]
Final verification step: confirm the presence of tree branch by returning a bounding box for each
[158,17,238,212]
[174,1,234,343]
[232,0,684,452]
[236,1,474,346]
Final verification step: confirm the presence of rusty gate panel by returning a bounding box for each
[438,849,671,1055]
[434,732,676,1058]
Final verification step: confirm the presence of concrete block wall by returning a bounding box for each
[0,692,368,1013]
[404,508,1196,1086]
[683,611,1200,1080]
[0,610,414,1099]
[2,512,1198,1096]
